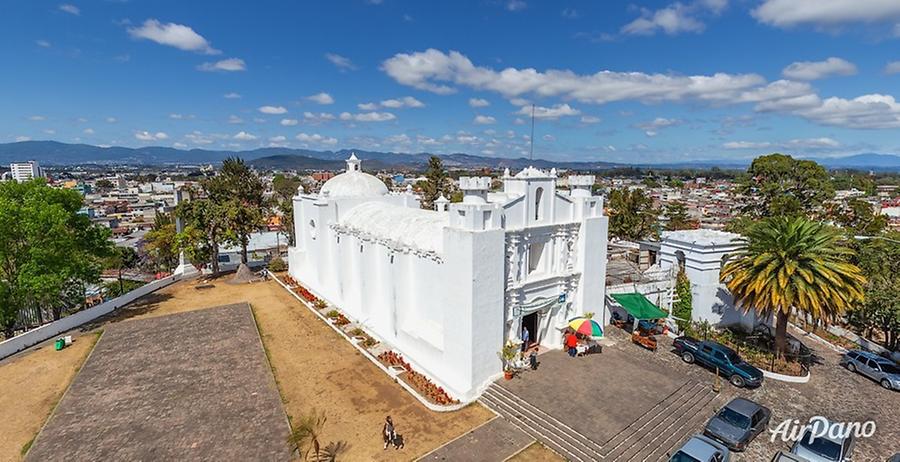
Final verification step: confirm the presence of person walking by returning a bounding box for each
[383,416,395,450]
[521,325,530,353]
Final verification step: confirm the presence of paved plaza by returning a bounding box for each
[25,303,292,461]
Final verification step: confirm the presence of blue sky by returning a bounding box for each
[3,0,900,163]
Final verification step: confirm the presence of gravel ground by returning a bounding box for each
[606,327,899,461]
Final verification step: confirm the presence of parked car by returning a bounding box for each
[771,451,808,462]
[888,453,900,462]
[669,434,731,462]
[790,418,855,462]
[703,397,771,451]
[839,349,900,391]
[673,336,764,387]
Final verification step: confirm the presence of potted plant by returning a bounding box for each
[498,341,518,380]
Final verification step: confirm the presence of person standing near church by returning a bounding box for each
[521,325,530,352]
[565,331,578,357]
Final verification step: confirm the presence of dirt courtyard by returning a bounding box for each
[0,276,491,461]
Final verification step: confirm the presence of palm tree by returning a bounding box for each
[287,410,325,460]
[721,217,865,357]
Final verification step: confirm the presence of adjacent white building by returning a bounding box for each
[288,154,609,400]
[9,161,44,182]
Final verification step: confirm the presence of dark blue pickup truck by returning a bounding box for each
[673,336,764,388]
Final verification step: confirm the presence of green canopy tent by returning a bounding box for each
[610,293,668,331]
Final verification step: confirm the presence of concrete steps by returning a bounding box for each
[480,384,607,462]
[601,380,727,461]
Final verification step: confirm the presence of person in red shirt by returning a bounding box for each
[565,332,578,357]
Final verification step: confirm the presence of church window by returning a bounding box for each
[534,187,544,221]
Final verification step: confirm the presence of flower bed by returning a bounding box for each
[378,351,459,405]
[292,285,319,304]
[325,310,350,326]
[710,329,808,376]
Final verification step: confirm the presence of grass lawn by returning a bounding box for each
[0,275,492,461]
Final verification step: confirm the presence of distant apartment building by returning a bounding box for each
[9,161,44,182]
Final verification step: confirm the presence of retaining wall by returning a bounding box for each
[0,275,180,360]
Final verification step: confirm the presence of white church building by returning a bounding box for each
[287,154,609,400]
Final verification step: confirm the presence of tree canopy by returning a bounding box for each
[606,188,659,241]
[0,179,113,335]
[736,153,833,219]
[420,156,450,210]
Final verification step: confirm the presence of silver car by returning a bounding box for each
[669,434,731,462]
[840,349,900,391]
[790,418,854,462]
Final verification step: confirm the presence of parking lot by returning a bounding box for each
[487,325,898,461]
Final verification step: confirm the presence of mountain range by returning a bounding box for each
[2,140,900,171]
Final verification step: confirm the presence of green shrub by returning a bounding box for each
[268,256,287,272]
[326,309,340,318]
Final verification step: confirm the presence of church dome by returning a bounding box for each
[319,154,388,198]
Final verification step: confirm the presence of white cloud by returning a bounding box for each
[723,137,840,150]
[562,8,579,19]
[303,112,336,123]
[15,136,31,142]
[83,128,94,135]
[233,131,257,141]
[357,97,424,110]
[197,58,246,72]
[105,117,117,123]
[473,115,496,125]
[135,131,168,141]
[258,105,288,115]
[169,113,195,120]
[621,0,727,36]
[542,134,556,142]
[128,19,220,55]
[270,135,287,142]
[382,49,766,105]
[325,53,356,71]
[516,104,580,119]
[789,94,900,129]
[506,0,527,12]
[28,115,45,121]
[43,129,56,135]
[885,61,900,74]
[223,92,241,99]
[753,0,900,27]
[338,111,396,122]
[280,118,299,126]
[307,92,334,105]
[469,98,490,108]
[580,115,602,124]
[296,133,338,145]
[635,117,681,136]
[380,96,425,108]
[185,131,215,145]
[36,40,51,48]
[782,57,857,80]
[228,115,243,124]
[173,142,188,149]
[59,4,80,15]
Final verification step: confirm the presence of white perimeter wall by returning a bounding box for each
[0,275,180,360]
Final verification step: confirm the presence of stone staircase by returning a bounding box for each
[480,380,729,462]
[481,384,606,462]
[599,380,728,461]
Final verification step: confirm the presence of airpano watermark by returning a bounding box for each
[770,416,876,443]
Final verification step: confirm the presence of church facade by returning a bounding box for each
[288,155,609,400]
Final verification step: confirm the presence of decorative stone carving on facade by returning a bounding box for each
[329,224,444,263]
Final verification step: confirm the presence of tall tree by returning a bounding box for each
[271,174,301,246]
[176,197,227,277]
[143,212,178,272]
[210,158,267,264]
[736,153,833,220]
[664,202,694,231]
[105,246,139,295]
[607,188,659,241]
[848,231,900,350]
[0,179,112,334]
[672,269,693,331]
[420,156,449,210]
[721,217,865,356]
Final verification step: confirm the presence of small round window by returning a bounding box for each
[308,219,317,239]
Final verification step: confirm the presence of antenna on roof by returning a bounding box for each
[529,103,535,161]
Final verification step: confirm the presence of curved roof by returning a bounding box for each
[338,202,448,253]
[320,170,388,198]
